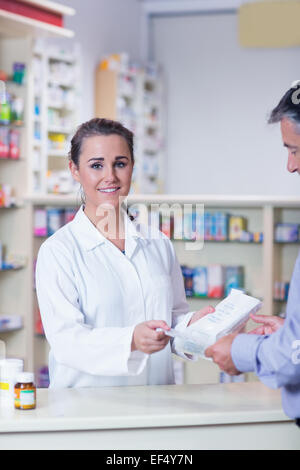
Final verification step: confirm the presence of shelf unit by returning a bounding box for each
[31,38,81,195]
[0,1,74,39]
[0,0,75,373]
[95,57,165,194]
[25,194,300,386]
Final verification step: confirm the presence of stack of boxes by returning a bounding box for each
[34,207,78,237]
[275,223,300,243]
[181,264,245,299]
[157,210,263,243]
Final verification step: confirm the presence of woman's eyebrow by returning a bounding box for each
[87,156,129,162]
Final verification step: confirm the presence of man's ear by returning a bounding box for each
[69,160,80,183]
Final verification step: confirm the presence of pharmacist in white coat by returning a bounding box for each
[36,118,211,389]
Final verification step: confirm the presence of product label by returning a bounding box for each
[0,382,9,390]
[20,390,35,406]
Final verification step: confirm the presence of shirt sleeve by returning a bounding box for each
[36,240,148,377]
[231,253,300,389]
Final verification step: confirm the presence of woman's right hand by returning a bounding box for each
[248,314,285,335]
[131,320,171,354]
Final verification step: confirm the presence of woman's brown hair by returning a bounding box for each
[69,117,135,167]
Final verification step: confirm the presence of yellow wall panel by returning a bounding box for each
[239,1,300,47]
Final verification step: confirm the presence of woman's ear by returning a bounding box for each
[69,160,80,183]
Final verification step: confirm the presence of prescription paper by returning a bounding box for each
[165,289,262,359]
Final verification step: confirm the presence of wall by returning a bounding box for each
[152,12,300,196]
[54,0,142,121]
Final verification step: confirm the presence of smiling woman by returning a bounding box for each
[68,119,135,247]
[35,117,211,390]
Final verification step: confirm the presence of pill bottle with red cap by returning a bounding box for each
[14,372,36,410]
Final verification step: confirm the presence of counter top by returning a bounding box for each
[0,382,291,434]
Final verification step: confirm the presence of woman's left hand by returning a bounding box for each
[188,305,215,326]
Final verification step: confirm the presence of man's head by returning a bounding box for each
[269,86,300,174]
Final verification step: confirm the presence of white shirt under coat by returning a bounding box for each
[35,205,194,389]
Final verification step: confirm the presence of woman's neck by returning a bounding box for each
[83,203,126,250]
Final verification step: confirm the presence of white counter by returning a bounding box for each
[0,382,299,450]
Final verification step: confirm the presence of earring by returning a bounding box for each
[79,185,86,206]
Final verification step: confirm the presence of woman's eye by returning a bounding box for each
[115,162,126,168]
[91,163,102,169]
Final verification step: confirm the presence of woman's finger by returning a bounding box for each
[147,320,170,331]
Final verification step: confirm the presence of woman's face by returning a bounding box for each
[70,134,134,213]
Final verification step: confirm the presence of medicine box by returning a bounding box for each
[47,208,64,236]
[229,216,247,241]
[34,209,47,237]
[275,223,299,243]
[193,266,208,297]
[207,265,224,298]
[224,266,244,297]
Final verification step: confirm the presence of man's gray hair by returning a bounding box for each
[268,85,300,134]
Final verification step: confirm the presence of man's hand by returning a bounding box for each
[188,305,215,326]
[248,314,285,335]
[131,320,170,354]
[205,333,241,375]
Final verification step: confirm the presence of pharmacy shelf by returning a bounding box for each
[0,326,23,333]
[26,194,300,386]
[21,0,75,16]
[0,10,74,39]
[0,266,25,272]
[95,61,165,194]
[32,38,81,195]
[0,0,76,375]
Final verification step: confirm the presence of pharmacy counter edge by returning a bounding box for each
[0,382,299,450]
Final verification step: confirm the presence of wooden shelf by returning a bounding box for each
[21,0,75,16]
[0,9,74,38]
[127,194,300,208]
[0,326,23,333]
[0,265,25,272]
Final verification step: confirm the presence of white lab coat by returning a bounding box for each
[35,206,195,389]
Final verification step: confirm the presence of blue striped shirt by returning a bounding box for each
[232,251,300,419]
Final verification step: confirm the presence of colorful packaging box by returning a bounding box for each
[34,209,47,237]
[193,212,204,242]
[9,129,20,159]
[204,213,213,241]
[47,208,64,236]
[214,212,229,241]
[181,265,194,297]
[224,266,244,297]
[193,266,208,297]
[275,223,299,243]
[64,208,77,224]
[160,213,173,239]
[0,127,9,158]
[229,216,247,241]
[183,212,195,241]
[207,265,224,298]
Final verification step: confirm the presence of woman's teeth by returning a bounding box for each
[98,188,120,193]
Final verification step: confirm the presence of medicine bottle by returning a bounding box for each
[14,372,36,410]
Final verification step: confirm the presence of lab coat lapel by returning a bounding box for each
[125,216,145,259]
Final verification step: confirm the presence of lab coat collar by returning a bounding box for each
[71,205,148,252]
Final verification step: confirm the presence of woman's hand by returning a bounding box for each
[131,320,171,354]
[248,314,285,335]
[188,305,215,326]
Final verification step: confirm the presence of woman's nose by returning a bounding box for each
[103,165,117,182]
